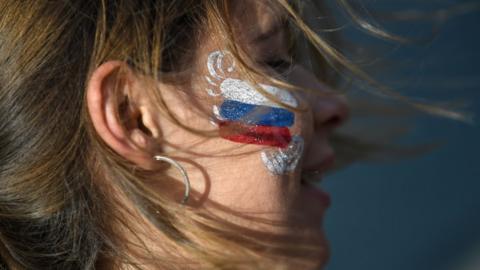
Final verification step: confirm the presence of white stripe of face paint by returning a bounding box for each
[206,50,298,108]
[220,79,298,108]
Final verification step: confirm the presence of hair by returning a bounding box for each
[0,0,470,269]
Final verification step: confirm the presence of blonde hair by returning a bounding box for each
[0,0,468,269]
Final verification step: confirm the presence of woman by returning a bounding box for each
[0,0,463,269]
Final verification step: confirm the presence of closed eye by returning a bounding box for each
[263,57,293,75]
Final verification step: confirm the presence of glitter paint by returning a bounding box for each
[261,135,304,175]
[207,50,235,81]
[206,88,220,96]
[219,78,298,108]
[212,105,222,120]
[205,76,217,86]
[219,100,295,127]
[206,50,298,108]
[219,121,292,148]
[207,51,224,80]
[205,50,304,175]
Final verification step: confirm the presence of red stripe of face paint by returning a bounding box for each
[218,121,292,148]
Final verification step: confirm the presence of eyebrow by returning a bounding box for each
[251,19,287,44]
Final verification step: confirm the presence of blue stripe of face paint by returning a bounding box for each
[219,100,295,127]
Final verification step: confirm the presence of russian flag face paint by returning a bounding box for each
[218,100,295,127]
[205,50,305,175]
[218,121,292,148]
[261,135,304,175]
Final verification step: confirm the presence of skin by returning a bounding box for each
[86,1,349,268]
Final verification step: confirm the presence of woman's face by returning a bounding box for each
[149,0,348,267]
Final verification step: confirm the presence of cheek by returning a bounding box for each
[288,92,314,148]
[201,50,310,175]
[286,64,323,92]
[284,66,319,139]
[283,88,315,142]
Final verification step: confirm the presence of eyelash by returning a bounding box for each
[263,57,293,75]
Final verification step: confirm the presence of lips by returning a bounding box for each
[301,180,332,207]
[298,161,333,211]
[299,153,335,209]
[312,154,336,173]
[301,153,336,184]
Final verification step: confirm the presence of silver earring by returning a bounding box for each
[153,155,191,205]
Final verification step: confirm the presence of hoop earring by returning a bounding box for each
[153,155,191,205]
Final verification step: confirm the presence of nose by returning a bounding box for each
[288,65,349,131]
[312,92,349,131]
[300,87,349,173]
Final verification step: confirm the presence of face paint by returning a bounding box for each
[219,100,295,127]
[219,79,298,108]
[218,121,292,148]
[205,50,304,174]
[261,135,304,175]
[206,50,298,108]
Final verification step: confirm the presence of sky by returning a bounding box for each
[319,1,480,270]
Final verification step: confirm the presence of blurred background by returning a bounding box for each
[319,1,480,270]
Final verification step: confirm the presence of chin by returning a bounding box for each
[279,215,330,269]
[306,227,330,269]
[284,233,330,270]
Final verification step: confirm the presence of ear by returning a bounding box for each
[86,61,161,170]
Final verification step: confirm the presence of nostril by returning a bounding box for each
[330,96,350,128]
[325,115,342,129]
[312,94,350,129]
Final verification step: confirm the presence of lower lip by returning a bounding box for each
[301,181,331,207]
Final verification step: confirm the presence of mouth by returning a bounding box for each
[300,180,331,207]
[299,154,336,207]
[301,154,336,185]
